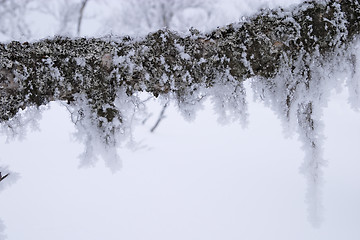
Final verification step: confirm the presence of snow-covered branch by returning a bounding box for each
[1,0,358,122]
[0,0,358,124]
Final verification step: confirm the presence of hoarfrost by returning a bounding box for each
[209,71,248,126]
[43,57,64,82]
[74,57,86,67]
[175,42,191,60]
[67,87,148,172]
[0,106,43,142]
[347,40,360,111]
[251,40,357,226]
[174,89,205,122]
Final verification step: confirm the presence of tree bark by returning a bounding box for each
[0,0,359,124]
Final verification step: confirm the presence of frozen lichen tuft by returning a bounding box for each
[209,71,248,126]
[67,88,148,172]
[173,87,206,122]
[0,106,43,142]
[250,37,358,226]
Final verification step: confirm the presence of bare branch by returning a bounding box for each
[77,0,89,36]
[0,172,9,182]
[150,101,169,133]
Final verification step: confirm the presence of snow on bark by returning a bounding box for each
[0,0,359,226]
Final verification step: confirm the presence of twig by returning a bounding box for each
[0,172,9,182]
[150,101,169,133]
[77,0,89,36]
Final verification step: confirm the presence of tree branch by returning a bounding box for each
[0,0,359,125]
[77,0,89,36]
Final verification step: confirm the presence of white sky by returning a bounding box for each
[1,0,360,239]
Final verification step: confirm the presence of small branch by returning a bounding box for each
[77,0,89,36]
[0,172,9,182]
[150,101,169,133]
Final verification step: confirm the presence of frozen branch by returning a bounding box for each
[0,0,358,124]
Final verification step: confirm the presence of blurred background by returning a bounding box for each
[0,0,304,40]
[0,0,360,239]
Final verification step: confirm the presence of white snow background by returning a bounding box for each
[1,0,360,239]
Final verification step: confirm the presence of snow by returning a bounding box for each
[74,57,86,67]
[209,72,248,126]
[175,42,191,60]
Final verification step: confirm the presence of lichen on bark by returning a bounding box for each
[1,0,358,125]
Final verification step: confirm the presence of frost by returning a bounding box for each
[297,101,326,227]
[250,40,357,226]
[180,52,191,60]
[198,57,207,64]
[175,42,191,60]
[67,88,148,172]
[209,71,248,126]
[0,106,43,142]
[160,56,165,65]
[160,32,168,42]
[113,55,126,65]
[346,40,360,111]
[173,88,206,122]
[74,57,86,67]
[43,57,64,82]
[176,98,204,122]
[161,73,168,83]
